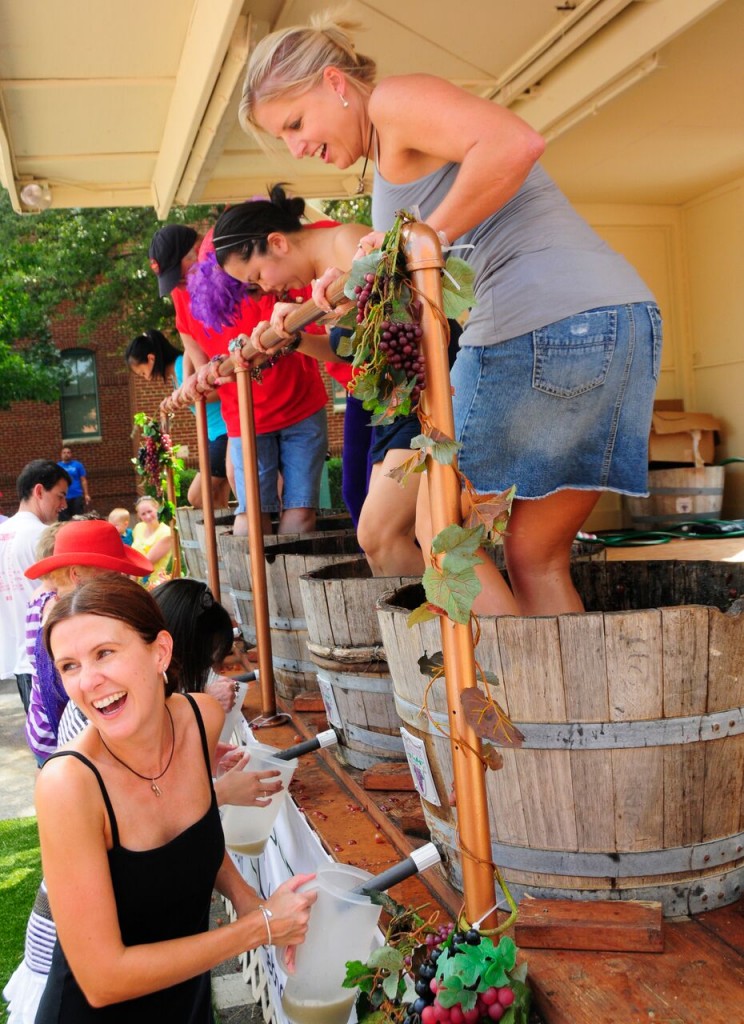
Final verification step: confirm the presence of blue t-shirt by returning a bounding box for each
[174,355,227,442]
[57,459,86,499]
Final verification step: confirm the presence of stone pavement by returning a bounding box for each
[0,677,265,1023]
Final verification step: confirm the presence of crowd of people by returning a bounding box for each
[1,8,662,1022]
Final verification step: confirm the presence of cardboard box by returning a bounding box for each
[649,410,720,466]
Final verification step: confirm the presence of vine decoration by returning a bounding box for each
[131,412,184,525]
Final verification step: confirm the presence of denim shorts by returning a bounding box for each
[229,408,328,514]
[208,433,228,479]
[451,303,662,498]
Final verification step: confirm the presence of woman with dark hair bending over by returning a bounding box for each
[194,186,423,574]
[126,329,232,509]
[237,14,662,616]
[34,574,314,1023]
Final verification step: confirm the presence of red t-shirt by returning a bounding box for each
[172,287,328,436]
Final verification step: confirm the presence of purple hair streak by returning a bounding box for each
[187,250,250,333]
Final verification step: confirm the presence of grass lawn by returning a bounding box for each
[0,817,42,1024]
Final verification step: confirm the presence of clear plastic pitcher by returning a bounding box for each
[281,864,382,1024]
[221,742,297,856]
[219,681,249,745]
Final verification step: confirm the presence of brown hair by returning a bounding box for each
[240,10,376,131]
[44,573,180,695]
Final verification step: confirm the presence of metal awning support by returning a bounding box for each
[194,397,221,601]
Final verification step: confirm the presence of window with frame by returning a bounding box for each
[331,379,348,413]
[60,349,101,440]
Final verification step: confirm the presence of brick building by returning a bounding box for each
[0,309,345,520]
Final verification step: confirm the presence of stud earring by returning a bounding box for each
[340,94,349,109]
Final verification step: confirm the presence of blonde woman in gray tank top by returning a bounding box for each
[238,14,661,617]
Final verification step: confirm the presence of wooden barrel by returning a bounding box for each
[175,506,205,579]
[219,520,356,646]
[223,533,361,702]
[625,466,725,528]
[299,558,419,769]
[377,561,744,915]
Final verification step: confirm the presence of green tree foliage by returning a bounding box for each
[321,195,372,226]
[0,188,219,408]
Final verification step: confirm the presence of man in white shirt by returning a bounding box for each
[0,460,69,710]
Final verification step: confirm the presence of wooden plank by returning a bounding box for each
[293,691,326,713]
[527,914,744,1024]
[515,898,664,952]
[362,761,415,791]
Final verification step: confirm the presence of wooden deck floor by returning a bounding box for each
[240,683,744,1024]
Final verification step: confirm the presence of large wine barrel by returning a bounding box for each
[377,561,744,915]
[299,558,419,769]
[624,466,725,528]
[229,533,362,702]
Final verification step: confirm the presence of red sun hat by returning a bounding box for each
[25,520,154,579]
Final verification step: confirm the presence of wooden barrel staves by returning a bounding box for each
[377,561,744,916]
[625,466,725,528]
[227,533,362,702]
[299,558,419,769]
[175,506,206,579]
[219,517,355,646]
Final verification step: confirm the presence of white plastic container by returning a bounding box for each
[281,864,381,1024]
[218,681,249,745]
[221,742,297,856]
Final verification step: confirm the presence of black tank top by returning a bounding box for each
[35,693,224,1024]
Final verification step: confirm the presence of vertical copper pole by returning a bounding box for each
[234,365,277,718]
[160,414,182,579]
[194,397,221,602]
[402,223,496,929]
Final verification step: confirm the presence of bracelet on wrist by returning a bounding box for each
[258,904,273,946]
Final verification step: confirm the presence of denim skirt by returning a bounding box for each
[451,303,663,498]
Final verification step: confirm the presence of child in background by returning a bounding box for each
[107,507,133,546]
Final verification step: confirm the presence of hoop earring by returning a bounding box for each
[339,93,349,109]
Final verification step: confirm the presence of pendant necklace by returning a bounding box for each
[355,124,375,195]
[99,704,175,797]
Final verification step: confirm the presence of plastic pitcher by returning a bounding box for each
[219,681,249,745]
[281,864,382,1024]
[221,742,297,856]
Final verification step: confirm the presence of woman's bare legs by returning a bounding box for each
[357,450,425,576]
[416,479,600,616]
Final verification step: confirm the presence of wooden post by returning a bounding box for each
[234,365,277,721]
[402,222,497,929]
[194,397,221,601]
[160,414,182,579]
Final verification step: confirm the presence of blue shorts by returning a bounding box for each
[208,433,228,479]
[451,303,662,498]
[229,408,328,514]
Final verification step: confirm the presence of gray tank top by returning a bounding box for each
[372,162,655,344]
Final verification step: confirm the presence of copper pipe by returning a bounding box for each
[160,414,182,579]
[194,397,220,601]
[234,365,276,718]
[401,222,497,929]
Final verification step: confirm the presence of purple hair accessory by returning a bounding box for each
[188,251,250,333]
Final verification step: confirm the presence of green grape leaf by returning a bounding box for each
[509,961,529,985]
[335,328,356,356]
[410,429,462,466]
[438,986,477,1011]
[432,523,485,561]
[382,972,401,1001]
[407,603,439,626]
[422,563,481,625]
[389,291,414,323]
[343,252,382,300]
[367,946,405,972]
[357,1013,388,1024]
[343,960,371,989]
[483,960,511,989]
[351,369,381,403]
[460,687,524,748]
[442,257,476,319]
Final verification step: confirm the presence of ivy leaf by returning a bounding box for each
[463,485,516,541]
[382,972,401,1001]
[410,429,462,466]
[367,946,405,972]
[418,651,445,677]
[442,256,476,319]
[422,563,481,625]
[387,447,427,485]
[460,687,524,748]
[407,603,439,627]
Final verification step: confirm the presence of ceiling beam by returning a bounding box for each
[151,0,244,218]
[0,109,21,212]
[511,0,728,136]
[174,14,254,207]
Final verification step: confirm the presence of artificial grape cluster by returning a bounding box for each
[137,436,160,480]
[353,271,426,407]
[405,926,517,1024]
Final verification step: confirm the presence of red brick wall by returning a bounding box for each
[0,315,345,520]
